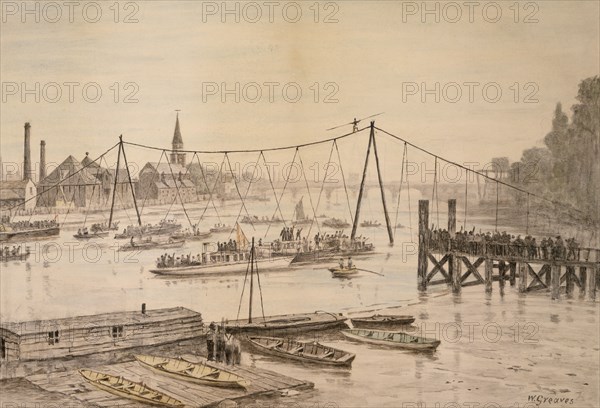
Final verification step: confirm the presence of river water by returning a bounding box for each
[1,198,598,407]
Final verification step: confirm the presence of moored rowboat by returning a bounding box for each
[341,329,440,351]
[78,369,184,407]
[226,311,348,334]
[134,354,249,388]
[246,336,355,367]
[350,314,415,329]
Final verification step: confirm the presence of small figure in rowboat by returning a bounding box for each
[347,257,353,269]
[339,257,345,270]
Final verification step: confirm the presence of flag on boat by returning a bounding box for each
[236,222,249,250]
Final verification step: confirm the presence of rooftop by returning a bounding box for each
[0,306,202,336]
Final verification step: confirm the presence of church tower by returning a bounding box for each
[170,112,186,166]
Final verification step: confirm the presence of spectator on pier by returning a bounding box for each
[207,323,216,361]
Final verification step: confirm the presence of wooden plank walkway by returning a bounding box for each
[26,355,313,407]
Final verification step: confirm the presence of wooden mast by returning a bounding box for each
[107,139,122,230]
[119,135,142,227]
[351,125,373,240]
[248,237,255,324]
[370,121,394,245]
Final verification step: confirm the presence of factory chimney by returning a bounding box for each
[23,122,32,181]
[39,140,46,181]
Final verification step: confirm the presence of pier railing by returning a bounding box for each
[428,239,599,263]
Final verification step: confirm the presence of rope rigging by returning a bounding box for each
[296,148,321,235]
[7,123,595,246]
[333,139,355,227]
[122,126,370,154]
[225,152,256,231]
[228,151,263,240]
[307,141,336,238]
[197,154,226,226]
[164,150,194,229]
[393,141,407,239]
[191,152,222,225]
[138,150,166,219]
[259,151,288,229]
[264,148,299,239]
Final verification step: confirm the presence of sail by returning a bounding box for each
[235,222,249,250]
[295,197,305,221]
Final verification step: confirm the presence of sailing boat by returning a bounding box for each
[291,197,311,225]
[149,223,290,276]
[224,238,348,334]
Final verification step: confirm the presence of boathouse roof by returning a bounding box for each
[0,306,201,336]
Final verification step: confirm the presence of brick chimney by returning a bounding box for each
[39,140,46,181]
[23,122,31,181]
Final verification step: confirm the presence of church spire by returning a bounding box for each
[172,111,183,147]
[170,110,186,166]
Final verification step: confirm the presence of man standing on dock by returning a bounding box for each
[207,322,216,361]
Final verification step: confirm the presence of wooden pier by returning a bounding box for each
[26,355,313,407]
[417,199,599,300]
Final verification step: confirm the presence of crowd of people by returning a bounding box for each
[156,252,202,268]
[0,219,58,232]
[206,322,241,365]
[428,226,584,261]
[217,239,239,252]
[1,245,29,258]
[280,226,302,241]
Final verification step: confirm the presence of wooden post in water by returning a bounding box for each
[248,237,255,324]
[498,261,506,290]
[509,262,516,286]
[417,200,429,292]
[579,267,587,299]
[518,262,528,293]
[588,265,597,301]
[485,258,493,294]
[565,266,575,297]
[450,254,462,294]
[551,264,561,300]
[447,199,456,235]
[545,264,552,288]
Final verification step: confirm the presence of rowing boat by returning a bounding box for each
[350,314,415,329]
[78,369,184,407]
[0,248,30,262]
[341,329,440,351]
[246,336,355,367]
[119,238,185,252]
[134,354,249,388]
[328,266,358,277]
[73,231,109,239]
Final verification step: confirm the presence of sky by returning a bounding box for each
[1,0,599,180]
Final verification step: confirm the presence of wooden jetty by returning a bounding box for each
[26,356,313,408]
[417,199,599,301]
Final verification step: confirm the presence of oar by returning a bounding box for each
[356,268,385,276]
